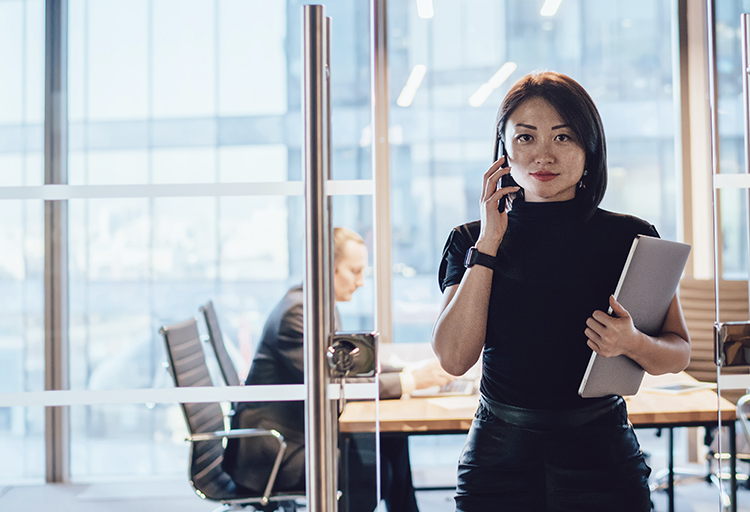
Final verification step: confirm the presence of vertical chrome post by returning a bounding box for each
[741,14,750,313]
[302,5,336,512]
[44,0,69,484]
[370,0,392,346]
[324,14,339,508]
[370,1,389,508]
[707,1,738,510]
[742,14,750,172]
[705,0,721,309]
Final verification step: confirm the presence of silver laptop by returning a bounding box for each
[578,235,691,398]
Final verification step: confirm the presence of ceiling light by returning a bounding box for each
[416,0,434,19]
[540,0,562,16]
[396,65,427,107]
[487,62,518,88]
[469,62,517,107]
[469,84,494,108]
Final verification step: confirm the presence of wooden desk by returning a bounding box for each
[340,372,735,432]
[339,372,739,512]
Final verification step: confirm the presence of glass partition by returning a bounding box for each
[0,0,45,484]
[388,0,679,494]
[712,4,750,511]
[64,1,379,507]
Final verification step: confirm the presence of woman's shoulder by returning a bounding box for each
[438,221,481,292]
[448,220,481,241]
[591,208,659,237]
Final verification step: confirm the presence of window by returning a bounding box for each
[65,0,373,480]
[716,0,750,279]
[388,0,677,346]
[0,0,45,483]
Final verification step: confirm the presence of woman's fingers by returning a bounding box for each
[482,158,512,201]
[482,155,506,179]
[487,185,520,207]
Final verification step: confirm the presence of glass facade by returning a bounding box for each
[1,0,731,489]
[388,0,678,346]
[64,0,373,479]
[0,0,46,483]
[716,0,750,279]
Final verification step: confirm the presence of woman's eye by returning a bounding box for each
[517,134,532,142]
[556,134,573,142]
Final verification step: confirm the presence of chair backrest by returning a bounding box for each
[679,278,749,383]
[160,318,237,499]
[200,301,241,387]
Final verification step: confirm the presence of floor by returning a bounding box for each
[2,429,750,512]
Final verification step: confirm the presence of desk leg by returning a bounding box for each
[730,421,737,512]
[341,435,350,512]
[668,427,675,512]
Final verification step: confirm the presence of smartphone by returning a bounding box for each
[494,138,518,212]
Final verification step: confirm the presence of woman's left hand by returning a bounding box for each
[584,295,640,357]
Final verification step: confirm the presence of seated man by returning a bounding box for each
[223,227,452,512]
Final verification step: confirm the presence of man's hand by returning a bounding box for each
[410,360,455,390]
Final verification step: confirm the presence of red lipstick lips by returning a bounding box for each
[531,172,557,182]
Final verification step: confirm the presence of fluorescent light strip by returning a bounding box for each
[396,64,427,107]
[469,62,517,107]
[0,180,374,200]
[469,83,495,108]
[487,62,518,88]
[540,0,563,16]
[0,382,379,408]
[416,0,433,18]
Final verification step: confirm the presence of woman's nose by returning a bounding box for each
[534,144,555,164]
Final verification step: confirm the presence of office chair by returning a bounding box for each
[201,301,242,387]
[160,318,303,512]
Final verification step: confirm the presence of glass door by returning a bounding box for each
[705,2,750,512]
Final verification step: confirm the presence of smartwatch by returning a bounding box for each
[464,246,497,270]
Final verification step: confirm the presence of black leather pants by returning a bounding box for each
[455,396,651,512]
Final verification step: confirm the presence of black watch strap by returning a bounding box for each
[464,246,497,269]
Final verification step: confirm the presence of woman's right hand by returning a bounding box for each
[477,156,519,255]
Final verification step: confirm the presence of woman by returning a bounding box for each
[432,71,690,511]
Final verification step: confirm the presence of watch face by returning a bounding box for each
[465,247,477,267]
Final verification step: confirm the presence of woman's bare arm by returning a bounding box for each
[431,158,518,375]
[432,270,492,376]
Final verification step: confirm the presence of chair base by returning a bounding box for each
[211,499,302,512]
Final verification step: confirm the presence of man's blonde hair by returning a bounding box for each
[333,227,365,266]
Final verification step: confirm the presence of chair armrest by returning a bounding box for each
[187,428,285,444]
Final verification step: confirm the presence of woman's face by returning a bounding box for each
[503,96,586,203]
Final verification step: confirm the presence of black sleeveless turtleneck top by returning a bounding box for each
[438,199,659,410]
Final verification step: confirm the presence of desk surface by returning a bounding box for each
[338,372,736,434]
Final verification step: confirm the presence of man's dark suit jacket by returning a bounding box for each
[222,285,402,492]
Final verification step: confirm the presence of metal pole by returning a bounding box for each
[44,0,70,484]
[324,14,339,508]
[370,0,392,347]
[741,14,750,337]
[706,1,736,511]
[370,2,390,508]
[302,5,336,512]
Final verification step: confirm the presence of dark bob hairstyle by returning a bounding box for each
[493,71,607,219]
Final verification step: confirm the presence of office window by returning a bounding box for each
[0,0,45,483]
[388,0,677,346]
[716,0,750,279]
[66,0,372,480]
[387,0,678,486]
